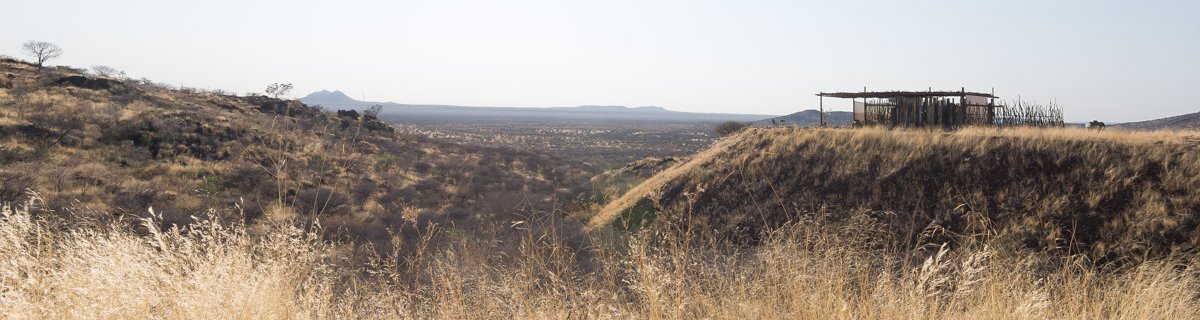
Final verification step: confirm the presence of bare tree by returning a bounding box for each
[25,111,85,149]
[364,104,383,119]
[91,65,125,78]
[265,83,293,99]
[21,41,63,69]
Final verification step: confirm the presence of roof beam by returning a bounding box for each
[817,91,998,99]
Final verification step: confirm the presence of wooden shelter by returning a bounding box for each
[817,88,998,128]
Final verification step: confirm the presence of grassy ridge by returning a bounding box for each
[594,127,1200,261]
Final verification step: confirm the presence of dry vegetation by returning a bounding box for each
[3,55,1200,318]
[392,121,716,166]
[3,197,1198,319]
[596,127,1200,262]
[0,58,595,246]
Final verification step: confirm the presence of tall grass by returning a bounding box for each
[3,197,1196,319]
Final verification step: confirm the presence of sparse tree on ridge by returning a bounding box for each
[265,83,293,99]
[91,65,125,78]
[21,41,63,69]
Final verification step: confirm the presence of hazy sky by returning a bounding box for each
[3,0,1197,122]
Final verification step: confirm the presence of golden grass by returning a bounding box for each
[590,127,1200,260]
[955,126,1200,143]
[2,199,1196,319]
[589,132,744,229]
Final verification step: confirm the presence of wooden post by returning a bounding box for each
[988,87,996,125]
[819,94,825,126]
[959,87,966,127]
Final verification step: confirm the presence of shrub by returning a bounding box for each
[714,120,747,136]
[412,162,432,174]
[0,171,36,203]
[294,187,350,216]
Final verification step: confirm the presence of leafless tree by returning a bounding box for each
[25,111,85,149]
[21,41,63,69]
[91,65,125,78]
[364,104,383,119]
[265,83,293,99]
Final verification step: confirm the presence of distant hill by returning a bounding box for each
[752,110,853,126]
[298,89,360,107]
[299,90,774,124]
[1113,111,1200,131]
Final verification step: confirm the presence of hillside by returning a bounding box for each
[1115,111,1200,131]
[584,156,686,206]
[0,58,594,242]
[753,109,853,126]
[593,127,1200,260]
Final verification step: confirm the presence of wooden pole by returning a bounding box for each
[959,87,966,127]
[819,94,825,126]
[988,87,996,125]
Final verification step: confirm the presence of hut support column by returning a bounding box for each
[959,87,966,128]
[819,95,825,126]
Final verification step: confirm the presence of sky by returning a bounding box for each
[2,0,1197,122]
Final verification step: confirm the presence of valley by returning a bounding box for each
[4,56,1200,317]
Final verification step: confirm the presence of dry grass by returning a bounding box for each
[592,127,1200,260]
[598,126,1200,225]
[2,198,1196,319]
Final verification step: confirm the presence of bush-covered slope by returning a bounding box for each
[594,127,1200,260]
[0,59,594,242]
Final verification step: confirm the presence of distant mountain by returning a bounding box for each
[299,90,359,107]
[752,110,853,126]
[1113,111,1200,131]
[298,90,775,124]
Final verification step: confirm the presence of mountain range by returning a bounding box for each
[299,90,774,123]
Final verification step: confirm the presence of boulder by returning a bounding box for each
[55,75,120,90]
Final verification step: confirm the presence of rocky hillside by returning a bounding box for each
[592,127,1200,261]
[0,58,595,243]
[1115,111,1200,131]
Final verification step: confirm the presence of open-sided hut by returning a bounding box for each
[818,88,998,129]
